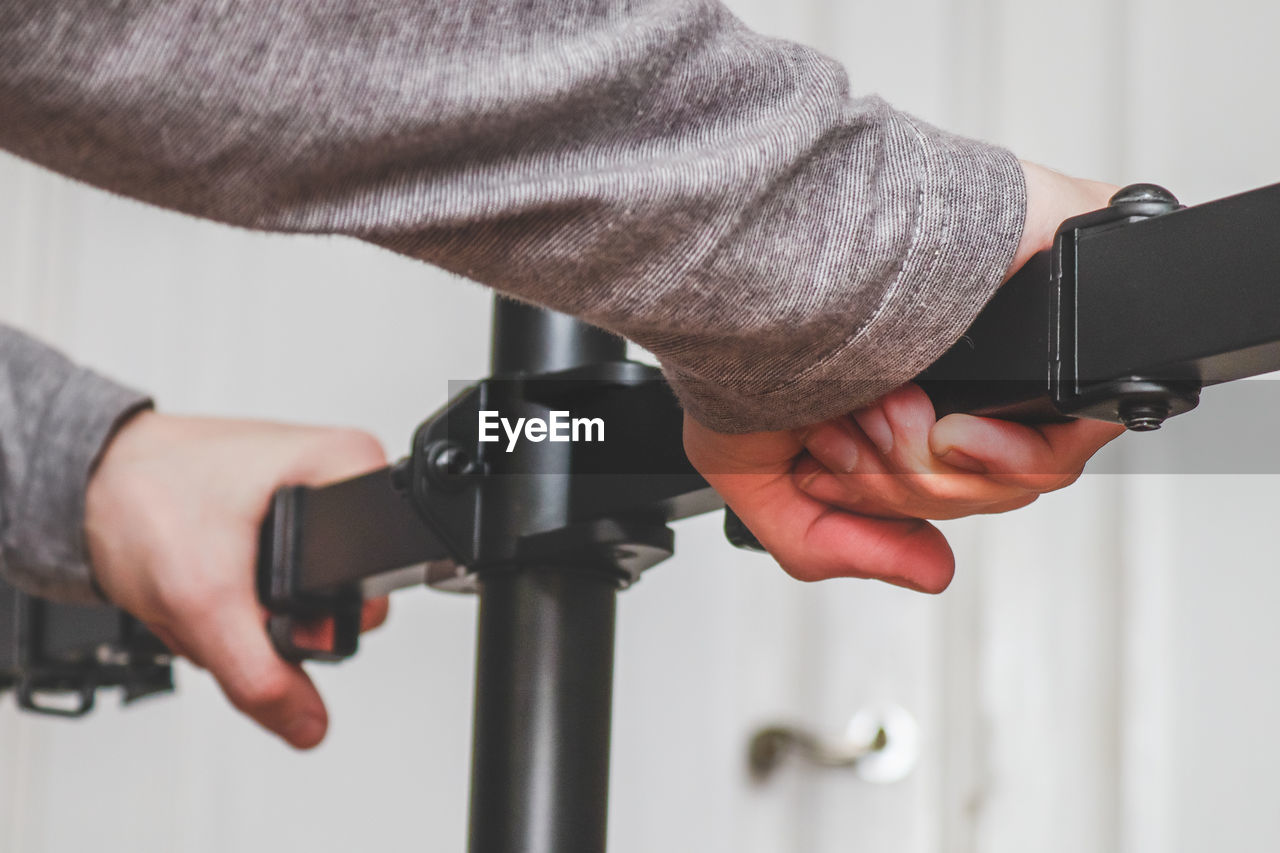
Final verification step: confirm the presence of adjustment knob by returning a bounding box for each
[1110,183,1180,208]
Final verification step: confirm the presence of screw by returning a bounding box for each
[424,442,479,491]
[1119,399,1170,432]
[432,444,477,478]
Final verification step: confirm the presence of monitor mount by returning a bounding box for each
[6,180,1280,853]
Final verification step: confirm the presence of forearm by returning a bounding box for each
[0,0,1024,432]
[0,324,150,602]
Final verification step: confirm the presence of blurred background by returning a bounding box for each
[2,0,1278,851]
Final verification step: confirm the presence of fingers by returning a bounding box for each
[711,469,956,593]
[170,591,329,750]
[798,388,1030,514]
[232,429,385,745]
[796,465,1029,520]
[287,596,392,655]
[797,383,1119,520]
[690,414,954,592]
[800,417,868,476]
[288,428,389,486]
[361,596,390,631]
[692,389,1118,598]
[978,493,1041,515]
[750,494,955,592]
[1036,419,1127,469]
[876,385,1035,497]
[87,417,401,753]
[930,414,1123,490]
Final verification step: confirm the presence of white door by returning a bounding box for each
[3,2,1280,852]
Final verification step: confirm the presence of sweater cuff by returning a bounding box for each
[7,368,152,604]
[669,126,1026,434]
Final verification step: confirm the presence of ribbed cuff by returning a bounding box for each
[669,122,1026,434]
[8,367,152,604]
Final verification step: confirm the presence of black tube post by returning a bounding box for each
[467,298,626,853]
[489,299,623,376]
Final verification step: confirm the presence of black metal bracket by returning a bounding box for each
[1050,184,1198,428]
[0,578,173,716]
[12,177,1280,853]
[13,179,1280,689]
[256,341,721,663]
[920,180,1280,430]
[734,181,1280,549]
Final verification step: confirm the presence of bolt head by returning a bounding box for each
[1119,399,1170,432]
[436,445,473,476]
[1110,183,1180,208]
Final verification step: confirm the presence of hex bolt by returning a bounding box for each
[434,444,476,478]
[1119,399,1170,432]
[422,441,480,492]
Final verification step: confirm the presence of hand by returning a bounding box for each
[684,162,1125,592]
[792,382,1124,519]
[85,412,390,749]
[1009,161,1120,278]
[685,417,957,591]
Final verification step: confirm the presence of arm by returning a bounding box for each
[0,0,1023,432]
[0,323,149,602]
[1,2,1118,745]
[0,322,392,747]
[686,164,1127,592]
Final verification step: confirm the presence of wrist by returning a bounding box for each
[84,408,171,604]
[1010,161,1119,279]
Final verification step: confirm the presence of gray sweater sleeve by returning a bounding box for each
[0,325,151,603]
[0,0,1024,433]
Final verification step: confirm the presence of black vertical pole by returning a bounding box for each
[467,298,626,853]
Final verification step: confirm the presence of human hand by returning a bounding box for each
[1009,160,1119,278]
[792,382,1123,520]
[685,417,957,591]
[684,162,1125,592]
[85,412,391,749]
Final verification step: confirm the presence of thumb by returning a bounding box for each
[171,588,329,749]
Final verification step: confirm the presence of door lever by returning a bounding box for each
[747,704,920,784]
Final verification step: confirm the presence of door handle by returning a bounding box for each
[747,704,920,785]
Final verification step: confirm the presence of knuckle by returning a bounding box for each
[154,575,210,616]
[859,471,904,504]
[912,473,969,504]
